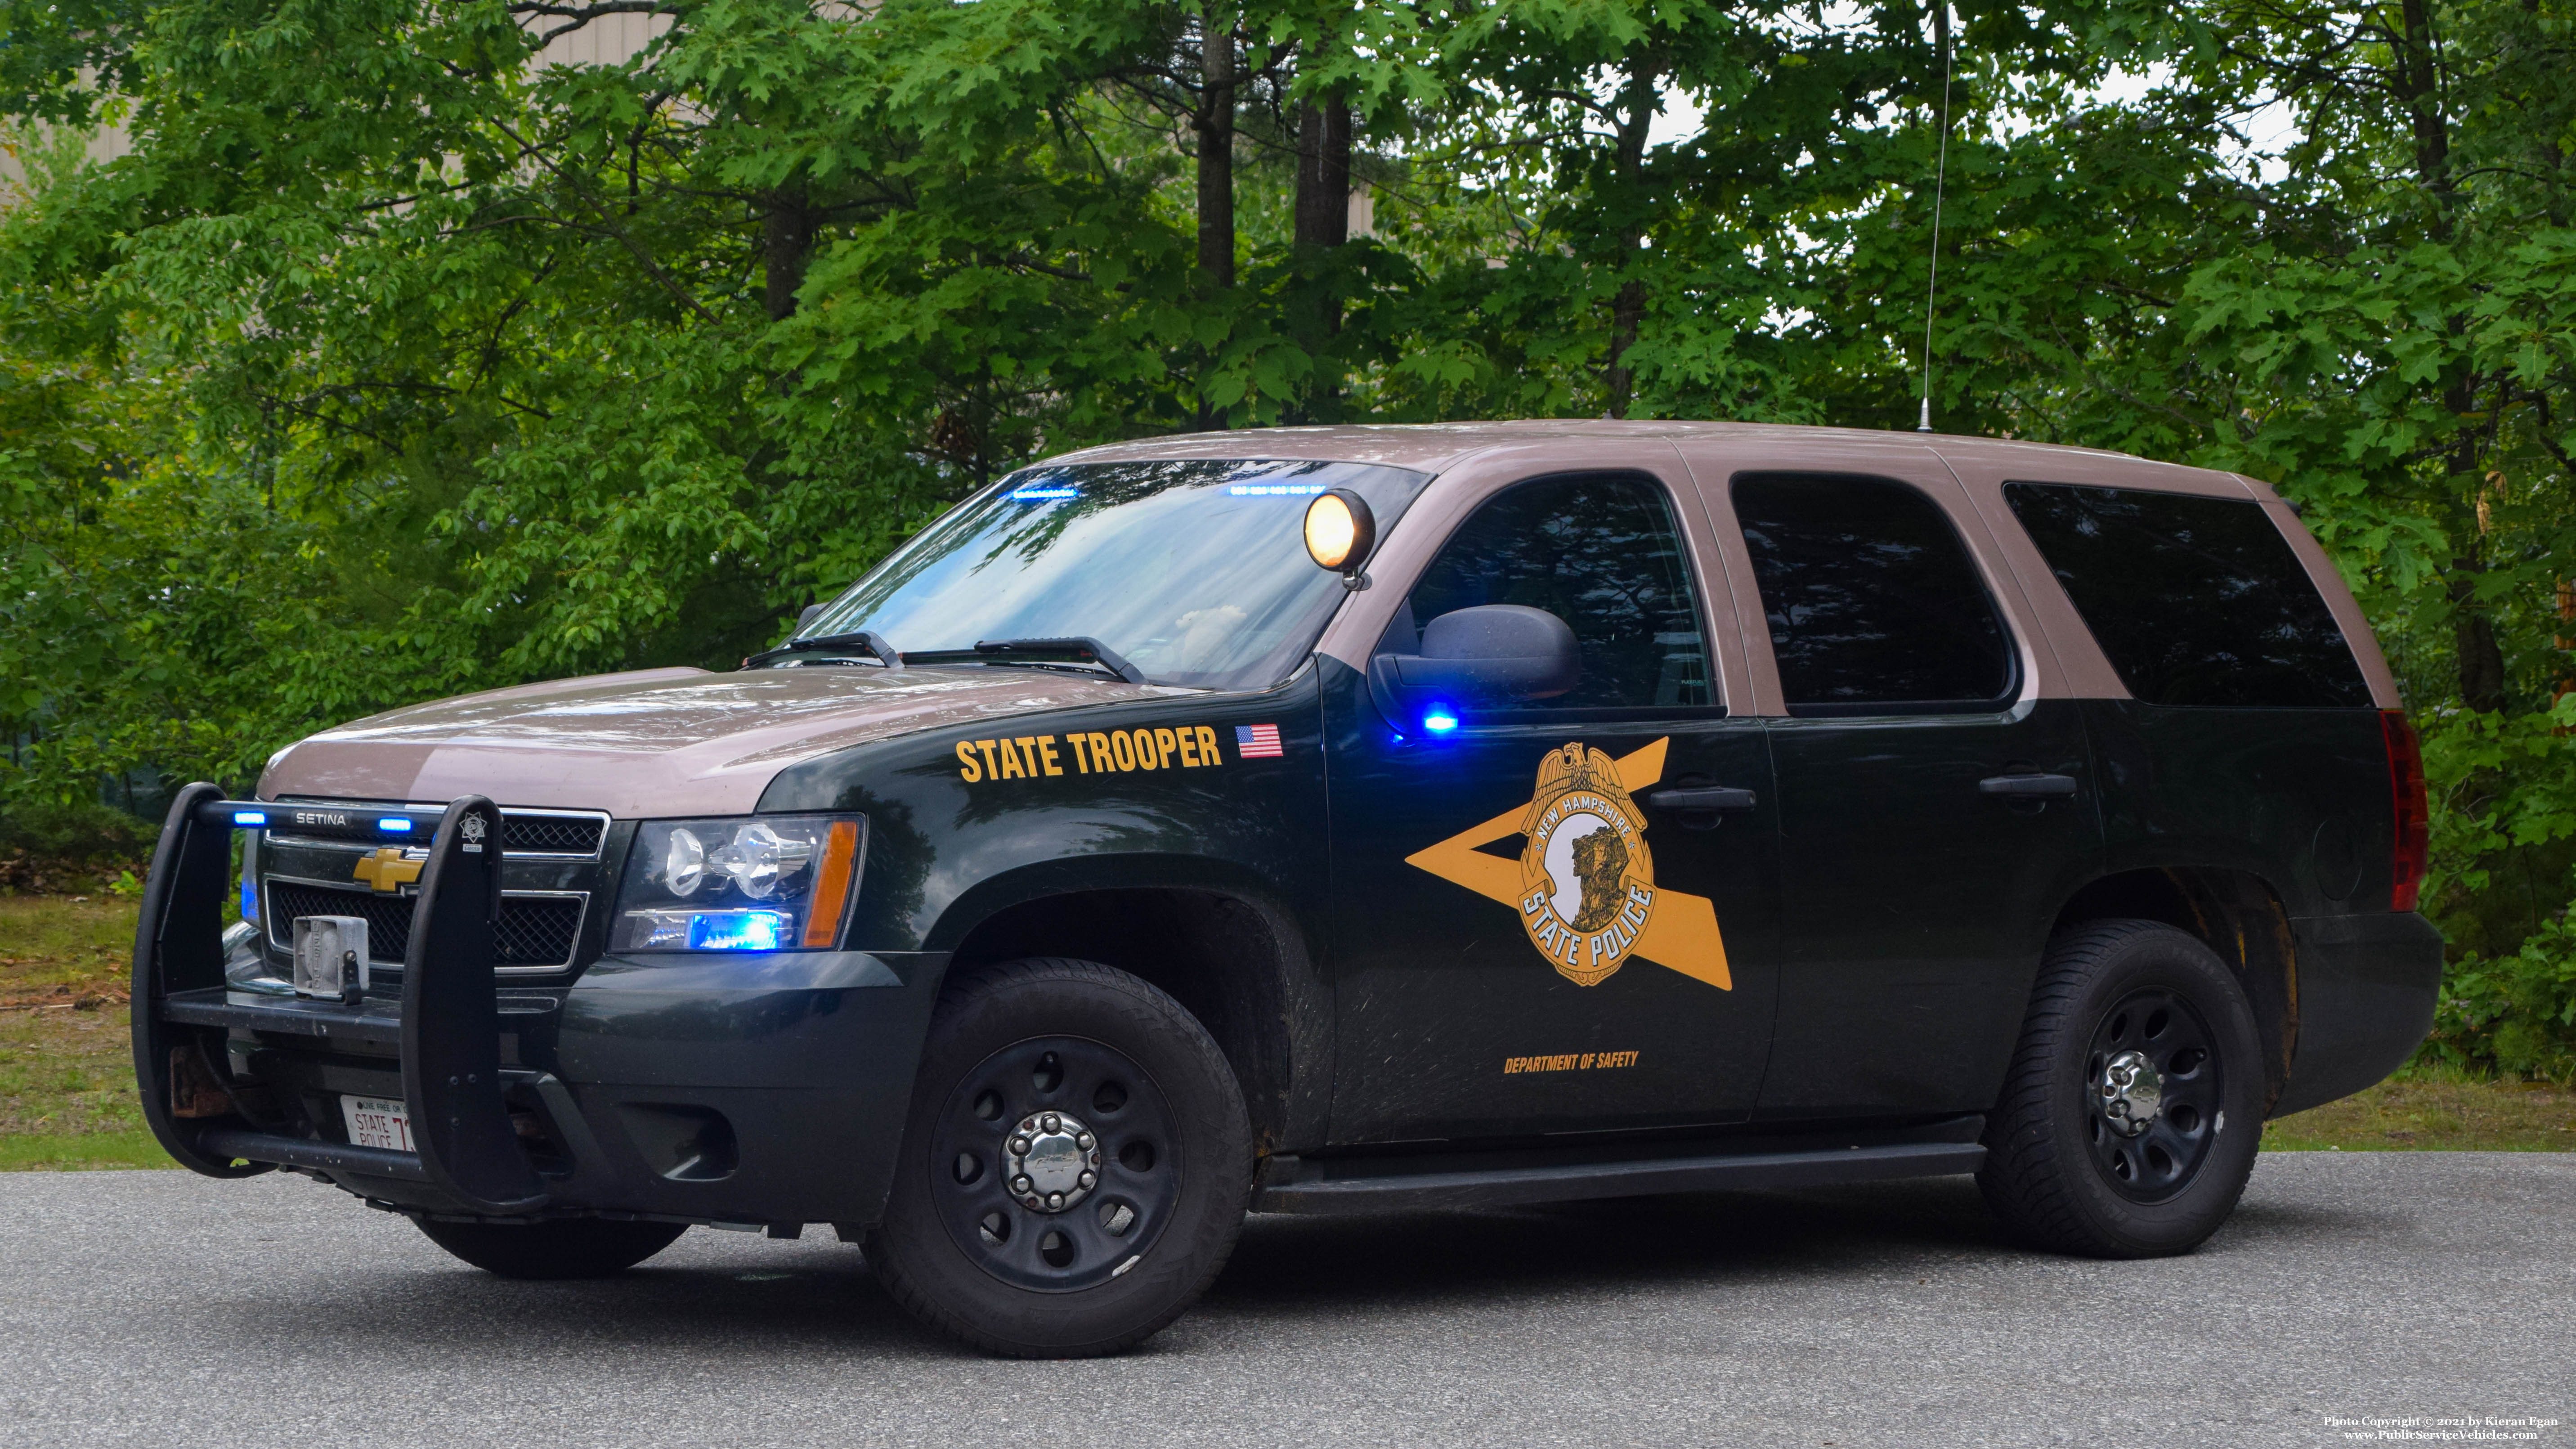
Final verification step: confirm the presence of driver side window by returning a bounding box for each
[1394,473,1715,711]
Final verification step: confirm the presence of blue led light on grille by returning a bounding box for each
[687,911,787,951]
[377,817,413,834]
[1423,709,1460,734]
[232,810,267,827]
[1008,486,1079,501]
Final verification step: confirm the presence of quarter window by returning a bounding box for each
[1732,473,2015,713]
[1399,474,1714,710]
[2004,483,2370,708]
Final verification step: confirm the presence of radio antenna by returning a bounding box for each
[1917,0,1954,434]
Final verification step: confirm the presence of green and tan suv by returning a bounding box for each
[133,421,2440,1355]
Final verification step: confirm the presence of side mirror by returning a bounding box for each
[1371,605,1581,728]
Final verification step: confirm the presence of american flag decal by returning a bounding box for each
[1235,724,1284,759]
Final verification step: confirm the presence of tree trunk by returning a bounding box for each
[2451,558,2509,713]
[1194,11,1236,290]
[763,189,814,322]
[2394,0,2453,217]
[1601,54,1663,419]
[1294,98,1350,250]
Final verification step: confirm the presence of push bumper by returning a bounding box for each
[2271,910,2446,1117]
[133,783,944,1227]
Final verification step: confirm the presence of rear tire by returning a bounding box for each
[865,958,1252,1358]
[1978,919,2266,1258]
[412,1216,687,1279]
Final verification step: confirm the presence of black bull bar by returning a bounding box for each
[133,782,549,1215]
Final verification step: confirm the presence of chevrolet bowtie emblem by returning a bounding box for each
[353,848,422,893]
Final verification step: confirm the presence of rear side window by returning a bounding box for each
[2004,483,2369,708]
[1403,473,1714,710]
[1731,473,2015,714]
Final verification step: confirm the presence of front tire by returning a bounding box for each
[866,958,1251,1357]
[412,1216,686,1279]
[1978,919,2266,1258]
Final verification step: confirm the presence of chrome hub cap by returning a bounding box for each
[1004,1110,1102,1213]
[2096,1049,2163,1138]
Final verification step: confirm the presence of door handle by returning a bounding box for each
[1645,786,1758,813]
[1979,773,2079,799]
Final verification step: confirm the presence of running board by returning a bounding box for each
[1252,1116,1987,1215]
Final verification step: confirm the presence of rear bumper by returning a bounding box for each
[2272,911,2445,1117]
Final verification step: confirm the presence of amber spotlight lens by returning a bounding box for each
[1303,489,1375,573]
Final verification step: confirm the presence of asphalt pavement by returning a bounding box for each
[1,1153,2567,1448]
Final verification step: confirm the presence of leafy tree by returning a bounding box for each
[3,0,2573,1070]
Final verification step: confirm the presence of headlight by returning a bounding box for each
[613,814,865,952]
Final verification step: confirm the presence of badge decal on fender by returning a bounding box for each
[1404,738,1732,991]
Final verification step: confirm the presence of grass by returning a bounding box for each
[0,892,167,1167]
[2262,1068,2576,1152]
[2,893,2570,1169]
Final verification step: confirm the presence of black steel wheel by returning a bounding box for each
[1979,919,2266,1258]
[865,958,1251,1357]
[925,1035,1185,1293]
[2083,988,2223,1202]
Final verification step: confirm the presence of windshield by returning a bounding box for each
[799,458,1433,691]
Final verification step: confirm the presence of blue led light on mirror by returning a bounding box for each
[1422,709,1460,734]
[686,911,787,951]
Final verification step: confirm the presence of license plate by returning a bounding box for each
[341,1095,415,1152]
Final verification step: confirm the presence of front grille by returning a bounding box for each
[502,813,606,854]
[264,879,585,969]
[265,805,606,857]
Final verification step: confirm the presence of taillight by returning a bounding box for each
[2382,708,2428,912]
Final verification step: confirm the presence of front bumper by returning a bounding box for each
[2271,910,2446,1118]
[134,784,944,1228]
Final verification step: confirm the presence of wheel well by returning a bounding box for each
[946,888,1307,1153]
[2052,867,2298,1112]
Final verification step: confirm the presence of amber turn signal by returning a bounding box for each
[1303,489,1376,574]
[802,819,863,948]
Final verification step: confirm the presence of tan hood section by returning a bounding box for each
[258,665,1188,817]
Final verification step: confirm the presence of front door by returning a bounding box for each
[1716,469,2103,1119]
[1324,470,1782,1144]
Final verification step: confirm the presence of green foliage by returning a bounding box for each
[3,0,2576,1069]
[0,801,154,865]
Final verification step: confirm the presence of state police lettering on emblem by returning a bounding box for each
[1514,744,1657,987]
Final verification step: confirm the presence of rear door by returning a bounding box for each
[1698,462,2103,1120]
[1322,466,1783,1143]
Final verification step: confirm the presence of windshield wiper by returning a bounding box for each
[905,637,1147,685]
[743,629,903,670]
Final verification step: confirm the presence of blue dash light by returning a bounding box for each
[231,810,267,827]
[1009,486,1080,501]
[687,911,787,952]
[1422,708,1460,735]
[377,817,414,834]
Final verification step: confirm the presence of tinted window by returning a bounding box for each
[1732,473,2014,713]
[1398,474,1713,710]
[2005,483,2370,708]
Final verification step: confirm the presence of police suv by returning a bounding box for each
[133,422,2441,1356]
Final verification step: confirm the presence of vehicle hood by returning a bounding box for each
[259,665,1192,817]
